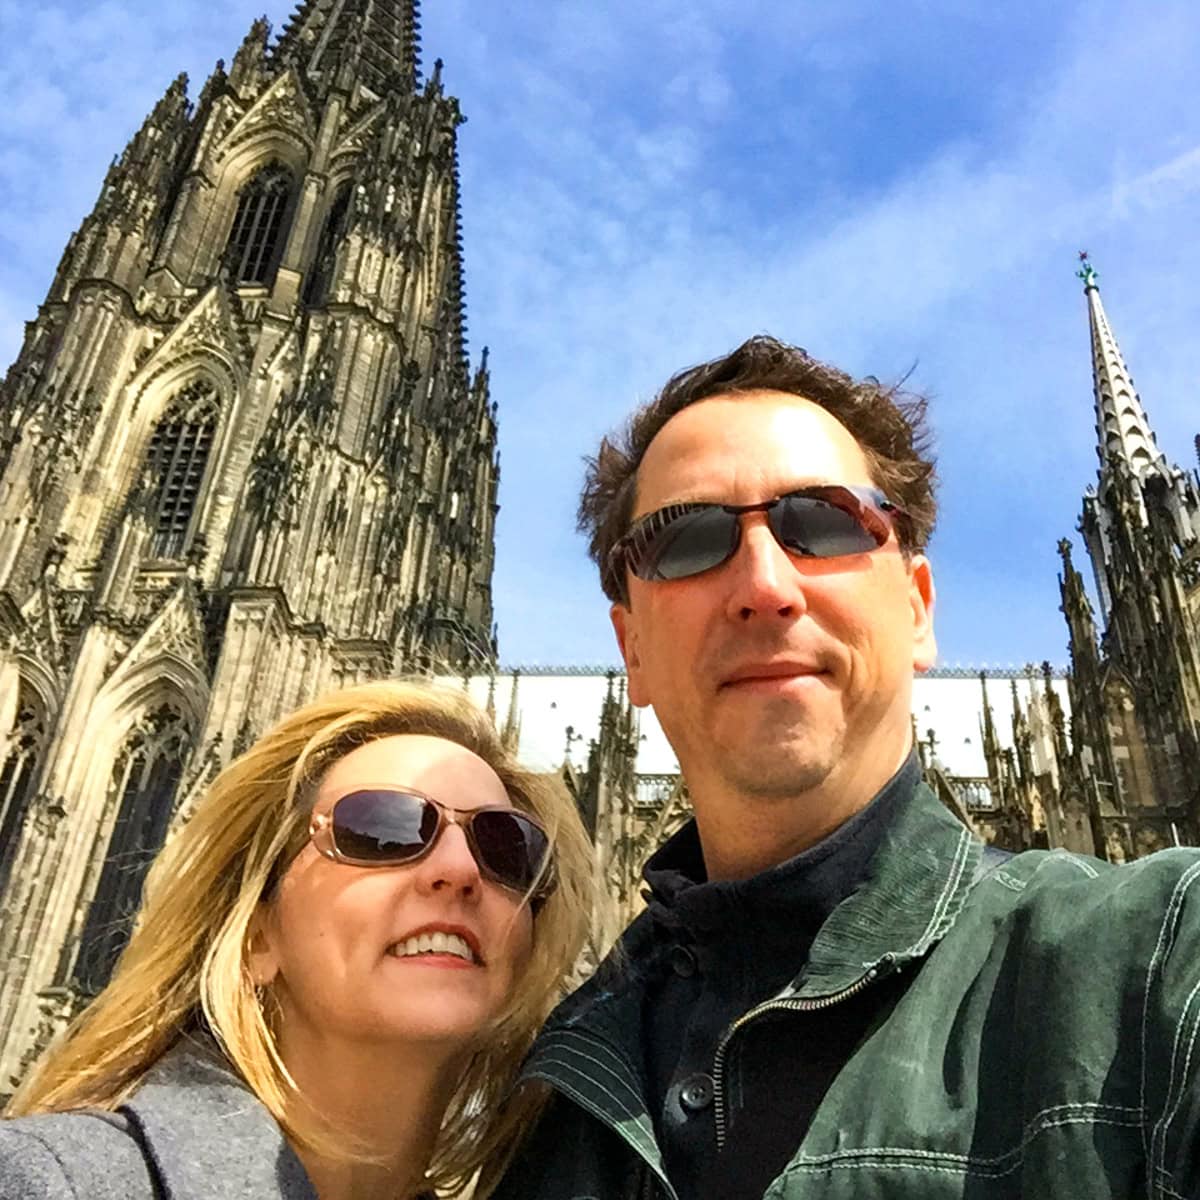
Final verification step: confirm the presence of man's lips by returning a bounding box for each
[719,661,829,689]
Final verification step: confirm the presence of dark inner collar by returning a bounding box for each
[642,752,922,943]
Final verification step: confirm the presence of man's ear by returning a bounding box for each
[909,554,937,673]
[610,602,650,707]
[245,904,280,988]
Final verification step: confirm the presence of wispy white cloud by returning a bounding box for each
[1113,144,1200,216]
[435,0,1200,664]
[3,0,1200,671]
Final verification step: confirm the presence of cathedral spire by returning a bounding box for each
[979,670,1000,766]
[441,130,470,380]
[41,71,192,307]
[101,72,191,220]
[275,0,420,97]
[1057,536,1101,680]
[1077,252,1166,483]
[979,670,1005,805]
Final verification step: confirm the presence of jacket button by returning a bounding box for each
[679,1073,714,1112]
[669,945,697,977]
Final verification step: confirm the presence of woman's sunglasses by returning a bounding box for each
[309,787,555,900]
[606,483,906,598]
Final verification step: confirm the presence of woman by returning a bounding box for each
[0,680,593,1199]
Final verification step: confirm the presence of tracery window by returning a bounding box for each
[73,703,191,994]
[225,163,294,285]
[303,183,352,308]
[0,687,48,896]
[145,380,219,559]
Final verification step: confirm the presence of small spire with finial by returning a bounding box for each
[1076,249,1098,289]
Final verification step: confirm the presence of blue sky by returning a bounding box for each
[3,1,1200,669]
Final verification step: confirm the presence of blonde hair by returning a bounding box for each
[8,679,594,1195]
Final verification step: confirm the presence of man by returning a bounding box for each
[494,336,1200,1200]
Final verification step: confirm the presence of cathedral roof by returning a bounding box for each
[454,667,1071,782]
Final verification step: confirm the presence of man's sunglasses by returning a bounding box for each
[607,484,906,598]
[309,787,555,900]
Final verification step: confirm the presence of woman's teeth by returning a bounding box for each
[390,931,477,963]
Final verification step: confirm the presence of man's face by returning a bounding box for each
[610,390,936,806]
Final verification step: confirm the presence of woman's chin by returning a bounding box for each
[357,997,502,1049]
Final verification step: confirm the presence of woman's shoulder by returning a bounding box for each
[0,1109,155,1199]
[120,1035,316,1198]
[1,1036,316,1200]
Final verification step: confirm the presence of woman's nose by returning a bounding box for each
[415,820,482,897]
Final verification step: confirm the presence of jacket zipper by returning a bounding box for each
[711,953,897,1151]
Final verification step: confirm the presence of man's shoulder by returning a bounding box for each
[0,1110,154,1199]
[979,843,1200,897]
[489,1086,648,1200]
[963,843,1200,960]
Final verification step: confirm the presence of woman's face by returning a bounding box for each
[251,734,536,1052]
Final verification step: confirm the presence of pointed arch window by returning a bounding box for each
[0,686,49,897]
[144,379,220,559]
[304,182,352,308]
[72,702,192,994]
[225,162,295,285]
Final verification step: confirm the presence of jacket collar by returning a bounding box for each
[532,777,980,1039]
[788,778,981,996]
[516,777,974,1190]
[640,756,919,969]
[517,779,979,1196]
[121,1034,318,1200]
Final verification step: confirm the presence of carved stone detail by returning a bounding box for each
[29,793,68,838]
[9,987,86,1091]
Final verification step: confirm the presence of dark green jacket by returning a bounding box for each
[495,783,1200,1199]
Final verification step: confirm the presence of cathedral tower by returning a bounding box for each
[0,0,498,1089]
[1057,256,1200,859]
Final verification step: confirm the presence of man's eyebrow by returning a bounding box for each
[638,478,841,511]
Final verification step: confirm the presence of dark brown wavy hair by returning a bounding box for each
[579,334,938,603]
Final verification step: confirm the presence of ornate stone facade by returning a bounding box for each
[0,1,498,1093]
[1049,260,1200,860]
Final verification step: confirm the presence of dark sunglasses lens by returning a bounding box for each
[640,507,738,581]
[471,810,550,891]
[331,790,437,862]
[772,495,880,557]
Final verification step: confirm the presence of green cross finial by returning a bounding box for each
[1076,249,1098,288]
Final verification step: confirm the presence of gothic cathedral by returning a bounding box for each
[1052,258,1200,860]
[0,1,497,1092]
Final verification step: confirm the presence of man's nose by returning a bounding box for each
[415,821,482,897]
[723,513,808,623]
